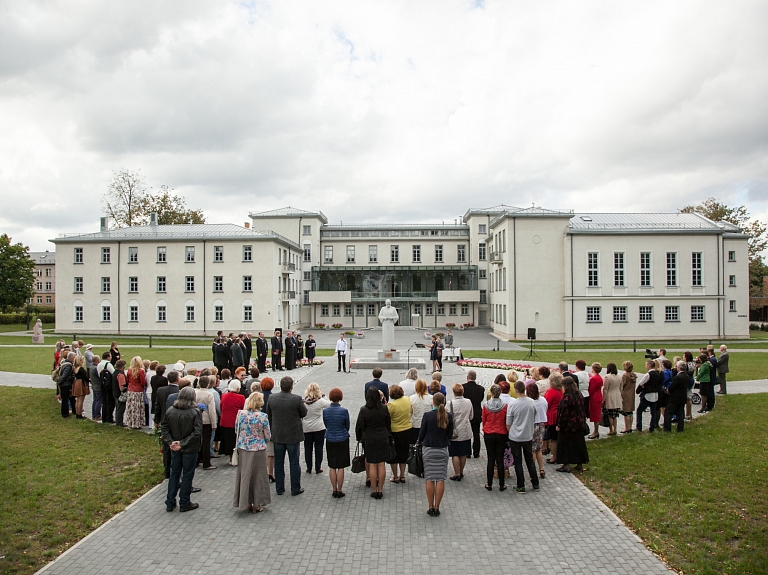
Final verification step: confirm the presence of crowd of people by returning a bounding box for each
[50,337,731,517]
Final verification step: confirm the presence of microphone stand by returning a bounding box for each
[347,338,354,373]
[406,343,416,371]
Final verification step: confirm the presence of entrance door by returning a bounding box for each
[479,310,487,326]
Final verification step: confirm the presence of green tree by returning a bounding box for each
[137,186,206,225]
[680,197,768,307]
[0,234,36,312]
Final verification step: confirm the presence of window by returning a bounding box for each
[303,271,311,281]
[157,276,166,292]
[36,296,42,303]
[478,243,486,261]
[480,289,487,304]
[74,306,83,322]
[586,306,601,322]
[412,245,421,262]
[45,281,52,291]
[435,245,443,262]
[128,247,138,263]
[639,306,654,322]
[303,290,310,305]
[691,252,702,286]
[425,304,433,315]
[729,300,737,312]
[303,225,312,235]
[449,303,457,315]
[368,245,377,263]
[129,306,139,322]
[587,253,599,287]
[729,275,736,287]
[390,245,399,263]
[356,304,364,316]
[303,244,311,262]
[728,250,736,262]
[367,303,375,316]
[74,248,83,264]
[503,268,507,291]
[45,268,51,277]
[346,245,355,263]
[214,276,223,292]
[186,305,195,322]
[243,305,252,322]
[214,246,223,262]
[185,246,195,262]
[128,277,138,293]
[157,305,166,322]
[666,252,677,286]
[344,304,352,316]
[614,253,624,287]
[613,306,627,322]
[691,305,705,321]
[413,303,422,315]
[333,304,340,317]
[101,277,111,293]
[479,269,486,279]
[321,304,329,316]
[437,303,445,315]
[640,252,651,286]
[157,246,166,262]
[243,276,252,292]
[243,245,252,262]
[461,303,469,315]
[46,296,51,304]
[185,276,195,292]
[457,245,466,263]
[101,247,111,264]
[37,281,42,290]
[665,306,679,322]
[478,224,487,235]
[102,305,111,322]
[324,246,333,264]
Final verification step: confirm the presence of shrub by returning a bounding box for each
[0,313,55,325]
[445,322,456,328]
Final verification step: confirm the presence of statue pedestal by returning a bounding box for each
[377,351,401,362]
[352,350,425,371]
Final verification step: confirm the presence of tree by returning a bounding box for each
[0,235,36,312]
[103,171,206,227]
[680,197,768,308]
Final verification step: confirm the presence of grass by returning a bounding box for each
[0,323,54,334]
[579,394,768,575]
[462,350,765,382]
[0,387,163,574]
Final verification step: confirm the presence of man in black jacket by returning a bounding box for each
[256,332,269,373]
[635,360,661,433]
[57,352,76,418]
[664,362,689,432]
[155,370,180,478]
[266,376,307,496]
[271,330,284,371]
[214,338,229,373]
[462,370,485,458]
[284,331,297,370]
[243,333,253,369]
[161,386,202,512]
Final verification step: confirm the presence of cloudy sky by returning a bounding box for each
[2,0,768,251]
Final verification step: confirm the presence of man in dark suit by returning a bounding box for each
[214,339,229,373]
[271,330,284,371]
[462,370,486,458]
[265,376,307,496]
[664,362,689,432]
[212,331,224,363]
[717,344,729,395]
[364,367,389,403]
[243,333,253,369]
[285,331,297,370]
[256,332,269,373]
[226,333,235,372]
[231,337,245,370]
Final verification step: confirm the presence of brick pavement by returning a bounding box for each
[35,359,676,575]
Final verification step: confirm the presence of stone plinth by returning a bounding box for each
[377,351,400,361]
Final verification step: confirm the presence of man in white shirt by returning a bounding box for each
[505,381,540,493]
[335,334,348,373]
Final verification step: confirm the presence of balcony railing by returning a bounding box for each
[281,290,296,301]
[282,262,296,272]
[489,251,503,263]
[350,291,439,301]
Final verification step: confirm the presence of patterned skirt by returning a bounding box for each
[531,423,546,452]
[422,446,449,481]
[125,391,145,429]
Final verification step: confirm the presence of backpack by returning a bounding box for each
[51,365,62,382]
[100,365,113,391]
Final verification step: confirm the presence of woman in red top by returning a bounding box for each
[481,384,509,491]
[587,362,604,439]
[124,356,147,430]
[544,372,564,464]
[220,380,246,465]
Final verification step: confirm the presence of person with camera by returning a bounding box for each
[635,360,661,432]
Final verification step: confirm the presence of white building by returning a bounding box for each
[52,206,750,340]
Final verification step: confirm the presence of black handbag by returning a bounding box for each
[600,404,610,428]
[407,443,424,477]
[388,435,397,461]
[351,442,366,474]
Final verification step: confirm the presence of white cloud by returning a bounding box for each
[1,0,767,250]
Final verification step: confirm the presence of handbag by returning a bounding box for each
[600,411,610,428]
[449,401,459,440]
[231,410,242,466]
[407,443,424,477]
[388,435,397,461]
[351,442,366,473]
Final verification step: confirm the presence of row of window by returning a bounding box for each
[320,228,469,238]
[587,251,738,288]
[36,296,52,304]
[322,244,466,264]
[78,303,256,323]
[74,245,257,264]
[585,305,716,323]
[80,275,261,294]
[491,304,507,325]
[318,302,471,317]
[36,282,53,291]
[35,268,53,277]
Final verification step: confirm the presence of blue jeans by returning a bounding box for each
[166,451,197,508]
[273,442,301,495]
[91,388,103,419]
[636,396,659,432]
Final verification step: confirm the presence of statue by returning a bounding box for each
[378,299,398,351]
[32,318,44,344]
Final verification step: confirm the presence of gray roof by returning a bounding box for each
[249,206,328,223]
[30,251,55,265]
[51,223,300,249]
[464,205,574,224]
[322,222,468,230]
[568,212,742,234]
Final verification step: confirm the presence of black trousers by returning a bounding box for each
[663,401,685,432]
[509,440,539,489]
[272,353,282,371]
[706,382,716,411]
[471,420,482,457]
[257,355,267,373]
[102,392,115,423]
[115,400,126,426]
[304,430,326,472]
[337,353,346,372]
[163,442,171,478]
[484,433,507,487]
[199,424,213,468]
[59,385,76,417]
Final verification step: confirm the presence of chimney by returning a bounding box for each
[100,216,108,232]
[150,212,158,226]
[244,222,250,228]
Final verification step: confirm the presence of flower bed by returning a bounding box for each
[314,323,326,329]
[445,322,456,329]
[331,323,343,329]
[457,359,535,370]
[256,358,324,369]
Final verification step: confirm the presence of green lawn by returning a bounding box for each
[462,350,765,382]
[0,387,163,574]
[580,394,768,575]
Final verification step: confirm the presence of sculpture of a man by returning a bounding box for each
[32,318,44,344]
[378,299,398,351]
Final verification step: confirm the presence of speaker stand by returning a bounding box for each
[523,338,541,361]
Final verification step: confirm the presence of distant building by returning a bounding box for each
[30,251,56,307]
[750,276,768,322]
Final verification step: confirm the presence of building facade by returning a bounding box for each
[53,206,751,340]
[30,251,56,307]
